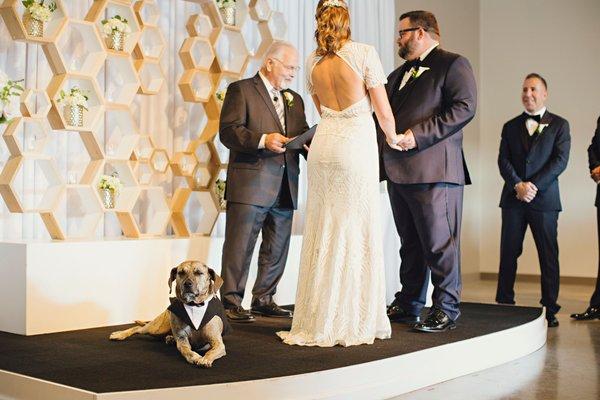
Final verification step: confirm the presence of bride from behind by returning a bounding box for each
[276,0,401,347]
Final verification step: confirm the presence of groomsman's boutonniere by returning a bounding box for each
[283,91,294,107]
[411,66,430,79]
[536,123,549,134]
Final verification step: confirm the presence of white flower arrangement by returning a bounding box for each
[22,0,57,22]
[0,70,24,124]
[216,0,236,8]
[215,89,227,102]
[98,173,123,195]
[283,91,294,107]
[215,178,226,208]
[101,15,131,36]
[57,86,89,111]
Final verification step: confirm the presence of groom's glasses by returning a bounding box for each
[272,58,301,73]
[398,27,422,38]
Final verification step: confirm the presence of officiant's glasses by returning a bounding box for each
[272,58,301,73]
[398,27,422,38]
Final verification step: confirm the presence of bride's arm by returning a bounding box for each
[311,94,322,117]
[369,86,399,145]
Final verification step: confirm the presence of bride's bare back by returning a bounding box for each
[312,54,367,111]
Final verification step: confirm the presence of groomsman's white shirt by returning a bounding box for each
[257,72,284,149]
[524,107,547,136]
[399,42,439,90]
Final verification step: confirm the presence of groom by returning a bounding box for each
[219,41,309,322]
[380,11,477,332]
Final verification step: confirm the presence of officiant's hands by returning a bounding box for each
[265,133,290,153]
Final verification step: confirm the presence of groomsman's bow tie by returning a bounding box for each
[405,58,422,71]
[524,113,541,122]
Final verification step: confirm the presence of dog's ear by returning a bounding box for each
[208,268,224,294]
[168,267,178,294]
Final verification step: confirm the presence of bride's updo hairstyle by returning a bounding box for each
[315,0,351,57]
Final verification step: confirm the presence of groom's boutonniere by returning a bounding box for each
[283,91,294,107]
[536,123,549,134]
[411,66,430,79]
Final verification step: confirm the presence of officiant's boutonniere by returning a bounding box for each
[283,91,294,107]
[536,123,549,134]
[411,66,430,79]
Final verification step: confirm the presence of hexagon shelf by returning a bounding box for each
[133,0,160,27]
[40,184,104,240]
[123,186,171,237]
[242,15,269,58]
[267,10,286,41]
[0,155,64,213]
[102,105,141,160]
[47,74,105,131]
[178,69,213,103]
[85,0,142,54]
[137,60,164,95]
[187,139,219,190]
[214,26,249,74]
[0,0,67,44]
[171,187,219,237]
[135,135,154,161]
[134,160,153,185]
[101,52,140,105]
[135,25,165,60]
[179,36,215,70]
[150,148,169,174]
[99,160,139,213]
[186,13,214,40]
[171,151,197,178]
[2,117,51,156]
[249,0,271,22]
[20,89,51,118]
[44,19,106,76]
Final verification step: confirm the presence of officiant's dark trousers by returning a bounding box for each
[496,207,561,316]
[388,182,463,321]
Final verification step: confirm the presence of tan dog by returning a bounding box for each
[109,261,230,368]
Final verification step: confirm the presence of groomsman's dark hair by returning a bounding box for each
[400,11,440,40]
[525,73,548,89]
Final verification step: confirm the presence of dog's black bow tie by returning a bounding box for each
[524,113,541,123]
[187,301,205,307]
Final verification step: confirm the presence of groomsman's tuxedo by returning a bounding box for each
[379,45,477,321]
[219,73,309,310]
[495,109,571,319]
[584,116,600,309]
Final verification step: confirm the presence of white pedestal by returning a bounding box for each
[0,236,303,335]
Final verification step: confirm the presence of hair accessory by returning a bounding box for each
[323,0,346,9]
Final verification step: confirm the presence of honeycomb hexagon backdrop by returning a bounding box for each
[0,0,287,240]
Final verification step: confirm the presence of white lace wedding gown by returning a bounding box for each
[277,42,392,347]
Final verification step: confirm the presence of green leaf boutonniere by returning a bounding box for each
[536,123,549,134]
[411,66,430,79]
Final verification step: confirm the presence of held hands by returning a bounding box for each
[265,133,289,153]
[591,166,600,183]
[515,181,538,203]
[387,129,417,152]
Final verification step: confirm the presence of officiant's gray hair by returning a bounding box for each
[263,41,297,63]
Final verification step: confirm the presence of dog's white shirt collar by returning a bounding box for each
[183,295,213,330]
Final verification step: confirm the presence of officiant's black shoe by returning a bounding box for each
[413,307,456,333]
[570,306,600,321]
[251,302,293,318]
[547,314,559,328]
[225,306,255,323]
[387,303,420,324]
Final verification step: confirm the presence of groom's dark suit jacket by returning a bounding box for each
[378,47,477,184]
[588,117,600,207]
[220,73,309,209]
[498,111,570,211]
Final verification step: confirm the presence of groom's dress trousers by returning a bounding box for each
[219,73,309,309]
[496,111,570,316]
[587,116,600,308]
[379,46,477,321]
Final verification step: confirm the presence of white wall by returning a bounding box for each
[395,0,600,278]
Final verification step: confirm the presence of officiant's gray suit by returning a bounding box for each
[378,47,477,321]
[219,73,309,309]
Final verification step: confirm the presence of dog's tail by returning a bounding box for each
[134,320,149,327]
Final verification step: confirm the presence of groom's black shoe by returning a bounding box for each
[225,306,255,323]
[570,306,600,321]
[251,302,293,318]
[413,307,456,333]
[387,301,420,324]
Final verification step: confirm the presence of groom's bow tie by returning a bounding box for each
[523,113,541,123]
[405,58,422,71]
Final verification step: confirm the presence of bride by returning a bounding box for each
[277,0,401,347]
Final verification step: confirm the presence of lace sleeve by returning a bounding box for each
[305,52,317,95]
[364,46,387,89]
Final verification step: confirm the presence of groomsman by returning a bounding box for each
[496,73,571,328]
[571,116,600,321]
[219,41,309,322]
[381,10,477,332]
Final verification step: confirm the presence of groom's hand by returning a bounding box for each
[265,133,289,153]
[397,129,417,151]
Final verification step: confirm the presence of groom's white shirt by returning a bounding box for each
[399,42,439,90]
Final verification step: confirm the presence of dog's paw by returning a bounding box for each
[195,357,213,368]
[165,335,175,345]
[109,331,127,341]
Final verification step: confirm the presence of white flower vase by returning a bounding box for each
[219,5,236,26]
[108,30,125,51]
[100,188,116,209]
[24,13,44,37]
[64,105,84,127]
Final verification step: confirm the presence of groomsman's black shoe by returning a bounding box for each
[547,315,559,328]
[413,307,456,333]
[387,303,420,324]
[225,306,255,323]
[251,302,293,318]
[570,306,600,321]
